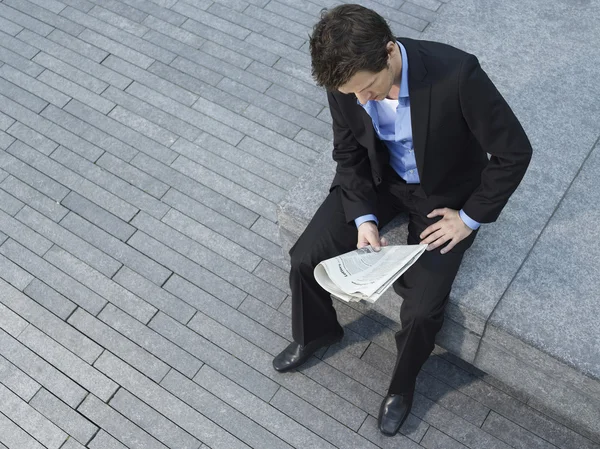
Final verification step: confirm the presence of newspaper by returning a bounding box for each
[314,244,428,303]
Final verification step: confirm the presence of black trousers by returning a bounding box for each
[288,166,478,394]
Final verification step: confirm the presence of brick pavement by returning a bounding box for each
[0,0,597,448]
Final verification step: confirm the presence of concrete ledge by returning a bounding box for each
[277,150,600,442]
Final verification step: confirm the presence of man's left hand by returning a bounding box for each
[420,208,473,254]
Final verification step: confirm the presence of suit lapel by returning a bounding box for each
[399,38,430,183]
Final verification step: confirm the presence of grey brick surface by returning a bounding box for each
[93,351,252,449]
[23,279,77,321]
[46,28,107,63]
[109,388,202,449]
[30,388,99,446]
[237,295,292,341]
[0,187,23,215]
[0,3,54,36]
[59,212,172,286]
[171,2,249,40]
[0,328,88,407]
[0,209,53,256]
[161,369,293,449]
[0,354,41,401]
[67,307,170,382]
[88,431,129,449]
[109,105,178,147]
[0,278,102,363]
[482,411,558,449]
[19,325,118,401]
[22,0,67,14]
[0,410,46,449]
[252,259,291,294]
[5,122,58,155]
[142,15,205,47]
[236,136,310,177]
[4,0,84,35]
[37,69,115,114]
[16,205,122,278]
[0,74,49,113]
[118,0,186,25]
[88,5,149,36]
[421,427,469,448]
[0,385,67,449]
[0,129,15,150]
[0,111,15,131]
[149,312,279,402]
[0,14,24,35]
[78,394,169,449]
[0,301,28,337]
[60,438,87,449]
[18,29,131,88]
[60,192,136,242]
[0,29,38,58]
[32,52,108,94]
[87,0,148,23]
[44,245,157,323]
[201,40,253,70]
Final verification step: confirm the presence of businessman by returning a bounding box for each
[272,4,532,436]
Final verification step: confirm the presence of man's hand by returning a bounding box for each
[420,208,473,254]
[357,221,388,251]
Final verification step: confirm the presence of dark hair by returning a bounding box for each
[309,4,395,91]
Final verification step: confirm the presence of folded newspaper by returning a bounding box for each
[314,244,428,303]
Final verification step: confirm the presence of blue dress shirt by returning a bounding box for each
[354,42,480,231]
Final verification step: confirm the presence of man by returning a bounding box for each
[272,4,532,437]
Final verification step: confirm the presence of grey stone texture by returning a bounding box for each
[0,0,597,448]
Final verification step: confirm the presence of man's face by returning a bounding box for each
[338,64,394,105]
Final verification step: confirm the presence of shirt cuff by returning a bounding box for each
[459,210,481,230]
[355,214,378,229]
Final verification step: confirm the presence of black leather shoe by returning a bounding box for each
[272,327,343,372]
[377,392,414,436]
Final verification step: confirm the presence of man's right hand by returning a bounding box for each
[357,221,388,252]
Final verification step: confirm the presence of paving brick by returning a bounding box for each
[161,208,261,272]
[141,15,205,47]
[0,328,88,407]
[295,128,332,152]
[59,212,172,286]
[0,73,49,112]
[109,388,202,449]
[5,0,84,35]
[130,152,258,227]
[101,303,202,378]
[400,1,438,22]
[236,136,310,177]
[0,354,41,401]
[188,311,367,429]
[52,147,169,220]
[0,3,54,36]
[264,0,316,26]
[32,52,108,95]
[421,427,469,448]
[200,40,253,70]
[195,364,336,449]
[0,29,38,58]
[38,69,115,114]
[126,81,244,146]
[165,275,287,355]
[272,56,319,87]
[161,369,292,449]
[60,192,135,243]
[171,1,249,40]
[46,28,107,63]
[237,295,292,341]
[161,188,286,273]
[192,96,318,165]
[0,130,15,150]
[60,438,87,449]
[0,301,28,337]
[317,106,333,124]
[109,106,178,147]
[149,311,278,401]
[0,208,52,257]
[1,240,107,315]
[132,212,285,306]
[44,245,157,323]
[88,0,147,22]
[119,0,186,25]
[102,86,203,142]
[23,279,77,321]
[0,410,46,449]
[62,7,177,65]
[68,307,170,382]
[41,105,135,162]
[195,133,296,191]
[241,4,312,38]
[271,387,379,448]
[60,0,93,12]
[7,141,138,222]
[246,32,311,68]
[0,385,68,449]
[16,205,122,278]
[78,394,169,449]
[0,111,15,131]
[0,186,23,215]
[93,351,252,449]
[0,175,67,224]
[22,0,66,14]
[5,121,58,155]
[169,148,281,218]
[482,411,558,449]
[0,14,24,35]
[19,325,119,401]
[252,259,291,295]
[89,5,148,36]
[18,30,131,89]
[88,431,128,449]
[66,99,178,165]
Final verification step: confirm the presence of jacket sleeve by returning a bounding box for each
[459,55,533,223]
[328,91,379,223]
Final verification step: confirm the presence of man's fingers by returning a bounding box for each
[426,208,447,218]
[380,236,388,246]
[426,234,451,251]
[420,222,443,240]
[421,229,445,245]
[440,238,458,254]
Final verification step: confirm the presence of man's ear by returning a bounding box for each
[386,40,396,57]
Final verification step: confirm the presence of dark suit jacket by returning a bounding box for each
[328,38,532,224]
